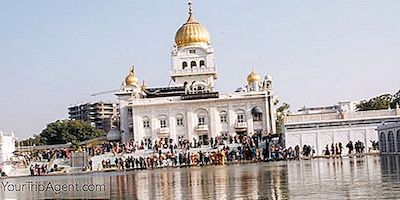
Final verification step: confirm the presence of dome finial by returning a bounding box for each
[186,0,196,22]
[141,80,147,90]
[130,65,135,73]
[188,0,193,15]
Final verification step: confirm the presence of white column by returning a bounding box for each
[228,104,236,135]
[263,96,270,135]
[169,108,177,143]
[315,130,320,156]
[132,108,140,143]
[209,106,218,138]
[246,102,252,135]
[270,94,277,134]
[120,105,129,143]
[261,101,267,136]
[151,110,157,142]
[187,106,195,142]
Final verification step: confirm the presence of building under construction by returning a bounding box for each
[68,102,119,132]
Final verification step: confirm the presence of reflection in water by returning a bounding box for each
[122,163,289,200]
[3,156,400,199]
[381,155,400,181]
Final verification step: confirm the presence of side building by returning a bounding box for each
[68,102,119,132]
[0,131,16,164]
[116,2,276,145]
[378,122,400,155]
[284,102,400,156]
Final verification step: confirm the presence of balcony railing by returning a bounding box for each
[285,109,399,123]
[234,122,248,129]
[181,92,219,100]
[157,127,170,134]
[171,67,216,76]
[195,124,209,132]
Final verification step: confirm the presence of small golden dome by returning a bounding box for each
[247,70,261,83]
[175,2,210,47]
[125,66,138,86]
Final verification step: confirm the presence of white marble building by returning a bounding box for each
[115,2,276,145]
[378,122,400,155]
[0,131,16,163]
[284,104,400,156]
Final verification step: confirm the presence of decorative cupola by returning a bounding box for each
[125,66,138,86]
[247,69,261,91]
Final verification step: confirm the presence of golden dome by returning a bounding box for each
[175,2,210,47]
[247,70,261,83]
[125,66,138,86]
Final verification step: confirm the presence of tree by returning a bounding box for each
[18,134,43,146]
[39,120,105,145]
[391,89,400,108]
[356,94,394,111]
[276,103,290,134]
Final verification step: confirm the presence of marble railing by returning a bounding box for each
[171,67,216,75]
[286,109,400,124]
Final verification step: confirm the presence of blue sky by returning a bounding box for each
[0,0,399,139]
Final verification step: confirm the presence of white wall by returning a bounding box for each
[0,134,16,163]
[285,125,379,156]
[130,96,272,144]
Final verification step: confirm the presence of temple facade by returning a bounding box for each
[116,2,276,145]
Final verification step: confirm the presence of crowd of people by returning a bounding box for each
[20,148,69,165]
[323,142,343,156]
[17,135,379,175]
[87,137,380,171]
[97,136,266,170]
[346,140,367,154]
[29,163,48,176]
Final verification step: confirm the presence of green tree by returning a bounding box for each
[39,120,105,145]
[356,94,394,111]
[18,134,43,146]
[276,103,290,134]
[390,89,400,108]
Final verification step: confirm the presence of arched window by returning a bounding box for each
[236,110,246,123]
[158,115,168,128]
[191,61,197,68]
[199,60,205,67]
[388,131,395,152]
[252,106,263,121]
[143,117,150,128]
[197,85,205,93]
[197,109,208,126]
[220,111,228,123]
[176,114,184,126]
[182,61,188,69]
[380,132,387,152]
[397,130,400,152]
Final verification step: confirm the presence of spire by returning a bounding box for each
[130,66,135,74]
[141,80,147,90]
[187,0,196,22]
[188,0,193,15]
